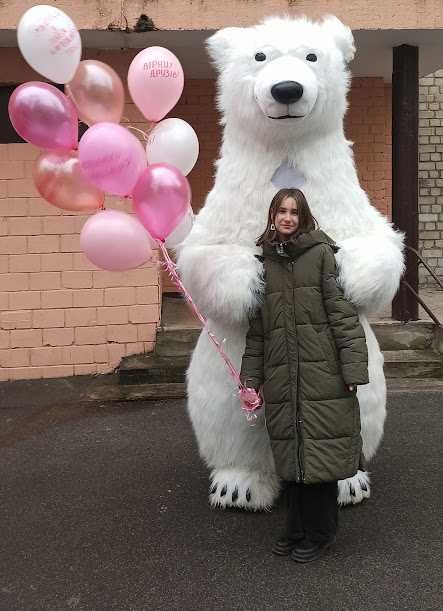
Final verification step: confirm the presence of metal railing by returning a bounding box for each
[401,245,442,327]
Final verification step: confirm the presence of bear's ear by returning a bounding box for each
[206,27,247,72]
[321,15,355,63]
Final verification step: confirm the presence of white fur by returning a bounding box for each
[177,15,404,509]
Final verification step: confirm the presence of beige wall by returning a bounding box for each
[2,0,443,30]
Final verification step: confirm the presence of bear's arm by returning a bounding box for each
[176,242,264,324]
[334,230,405,315]
[321,245,369,386]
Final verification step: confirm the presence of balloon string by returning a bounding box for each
[156,240,262,421]
[126,125,150,142]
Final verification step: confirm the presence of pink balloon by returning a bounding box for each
[128,47,184,122]
[8,82,78,151]
[80,210,153,271]
[78,123,146,196]
[132,163,191,241]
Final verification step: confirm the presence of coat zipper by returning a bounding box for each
[291,261,305,482]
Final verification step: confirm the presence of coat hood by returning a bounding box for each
[262,229,339,260]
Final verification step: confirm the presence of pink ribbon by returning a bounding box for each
[157,240,263,420]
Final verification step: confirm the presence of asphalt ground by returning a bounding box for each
[0,390,441,610]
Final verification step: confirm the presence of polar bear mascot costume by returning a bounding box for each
[177,15,404,509]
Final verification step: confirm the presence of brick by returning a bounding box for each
[6,364,74,380]
[75,326,107,345]
[97,363,112,374]
[0,330,9,348]
[137,324,157,342]
[96,306,129,325]
[0,348,30,367]
[7,144,39,161]
[0,198,28,217]
[9,254,41,272]
[29,272,61,290]
[136,286,159,304]
[33,309,65,328]
[43,216,78,235]
[125,342,145,356]
[93,267,158,288]
[108,343,126,366]
[0,236,27,254]
[107,324,138,343]
[72,253,96,270]
[65,307,97,327]
[0,161,25,180]
[43,328,74,346]
[28,197,62,216]
[1,273,29,291]
[8,217,42,236]
[94,344,109,363]
[0,217,7,235]
[74,363,97,375]
[60,235,80,252]
[41,290,73,309]
[104,287,136,306]
[62,271,93,289]
[7,178,38,198]
[62,345,95,364]
[9,291,41,310]
[41,253,73,271]
[1,310,32,330]
[30,346,63,366]
[72,289,103,307]
[128,305,159,324]
[28,235,60,254]
[10,329,42,348]
[0,255,8,273]
[0,292,10,312]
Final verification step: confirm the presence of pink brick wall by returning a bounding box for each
[0,142,160,381]
[0,48,392,381]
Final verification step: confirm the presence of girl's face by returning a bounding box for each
[274,196,299,239]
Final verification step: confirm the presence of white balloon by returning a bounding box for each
[146,118,199,176]
[165,207,195,249]
[17,5,82,84]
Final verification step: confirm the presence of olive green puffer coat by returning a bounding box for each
[240,229,369,484]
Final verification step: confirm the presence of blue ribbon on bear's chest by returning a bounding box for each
[271,159,306,189]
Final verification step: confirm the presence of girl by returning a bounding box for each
[240,188,369,563]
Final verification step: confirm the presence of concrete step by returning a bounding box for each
[118,353,189,385]
[371,320,436,351]
[383,349,443,378]
[155,327,201,357]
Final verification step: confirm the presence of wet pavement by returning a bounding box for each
[0,390,441,610]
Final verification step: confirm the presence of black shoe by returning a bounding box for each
[272,534,304,556]
[290,537,336,563]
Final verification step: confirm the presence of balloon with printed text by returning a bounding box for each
[78,122,146,197]
[127,47,184,122]
[17,4,81,84]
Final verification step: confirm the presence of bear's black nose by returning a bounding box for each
[271,81,304,104]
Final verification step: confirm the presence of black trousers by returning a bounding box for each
[282,480,338,543]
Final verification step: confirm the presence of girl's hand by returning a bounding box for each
[347,384,356,392]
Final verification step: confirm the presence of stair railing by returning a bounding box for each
[401,245,442,327]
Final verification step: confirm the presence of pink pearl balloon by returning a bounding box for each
[8,82,78,151]
[132,163,191,241]
[80,210,153,271]
[78,123,146,197]
[128,47,184,122]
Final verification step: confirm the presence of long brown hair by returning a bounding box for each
[257,188,319,246]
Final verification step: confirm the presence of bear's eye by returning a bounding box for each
[254,52,267,62]
[306,53,317,62]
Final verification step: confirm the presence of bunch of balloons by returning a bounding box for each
[8,4,198,271]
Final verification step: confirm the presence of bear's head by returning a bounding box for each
[207,15,355,140]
